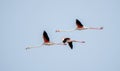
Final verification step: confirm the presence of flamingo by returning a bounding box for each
[56,19,103,32]
[62,38,85,49]
[26,30,66,50]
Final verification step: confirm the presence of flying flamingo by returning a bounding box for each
[26,30,66,50]
[62,38,85,49]
[56,19,103,32]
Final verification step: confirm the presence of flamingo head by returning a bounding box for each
[26,47,30,50]
[56,30,61,32]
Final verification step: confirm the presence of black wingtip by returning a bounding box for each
[62,38,70,43]
[43,30,47,35]
[70,47,73,49]
[76,19,80,22]
[68,42,73,49]
[43,30,50,42]
[76,19,79,21]
[43,30,46,33]
[43,30,47,36]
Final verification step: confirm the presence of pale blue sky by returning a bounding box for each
[0,0,120,71]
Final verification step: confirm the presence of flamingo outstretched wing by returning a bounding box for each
[76,19,83,28]
[43,31,50,43]
[63,38,70,43]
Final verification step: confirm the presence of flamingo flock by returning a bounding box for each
[26,19,103,50]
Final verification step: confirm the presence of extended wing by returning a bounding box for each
[43,31,50,43]
[76,19,83,28]
[68,42,73,49]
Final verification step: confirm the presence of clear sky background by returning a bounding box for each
[0,0,120,71]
